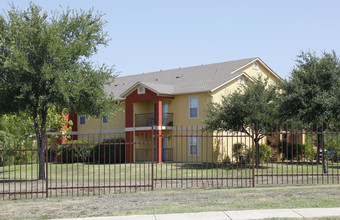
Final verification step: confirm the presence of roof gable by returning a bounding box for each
[105,57,279,99]
[121,81,174,98]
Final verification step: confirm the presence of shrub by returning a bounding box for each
[232,143,248,163]
[303,144,317,161]
[90,138,125,164]
[246,143,272,164]
[58,140,94,163]
[278,140,304,161]
[1,140,38,166]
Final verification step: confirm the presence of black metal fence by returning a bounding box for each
[1,124,339,200]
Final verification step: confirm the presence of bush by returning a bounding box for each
[278,140,304,161]
[91,138,125,164]
[1,140,38,166]
[232,143,248,163]
[246,143,272,164]
[303,144,317,161]
[58,140,94,163]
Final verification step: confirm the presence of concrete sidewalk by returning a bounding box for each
[58,208,340,220]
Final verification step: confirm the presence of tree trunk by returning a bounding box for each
[317,126,328,174]
[33,107,48,180]
[255,138,260,168]
[37,136,45,179]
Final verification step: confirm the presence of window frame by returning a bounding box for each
[238,76,245,85]
[79,114,86,126]
[189,136,199,156]
[102,113,109,125]
[189,96,199,119]
[137,86,145,94]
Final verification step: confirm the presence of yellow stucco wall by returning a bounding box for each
[237,61,280,86]
[166,129,215,163]
[77,102,126,133]
[211,61,281,104]
[170,92,212,126]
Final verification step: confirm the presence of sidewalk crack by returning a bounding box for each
[291,209,305,218]
[223,211,232,220]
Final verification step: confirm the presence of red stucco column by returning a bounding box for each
[156,100,162,163]
[125,100,134,162]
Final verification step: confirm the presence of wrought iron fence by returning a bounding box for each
[1,124,339,200]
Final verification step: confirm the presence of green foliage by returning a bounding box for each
[204,75,279,166]
[0,107,71,142]
[279,51,340,124]
[57,138,125,164]
[232,143,248,163]
[0,140,37,166]
[0,3,116,177]
[205,76,279,131]
[246,144,272,164]
[303,144,317,161]
[204,75,279,149]
[0,3,115,117]
[58,140,94,163]
[92,138,125,164]
[324,134,340,162]
[278,140,317,161]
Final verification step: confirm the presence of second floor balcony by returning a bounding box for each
[135,113,173,127]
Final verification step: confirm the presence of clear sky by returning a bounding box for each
[2,0,340,79]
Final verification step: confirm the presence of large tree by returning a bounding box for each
[0,4,115,179]
[279,51,340,173]
[204,76,279,167]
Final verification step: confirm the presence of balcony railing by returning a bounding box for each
[135,113,173,127]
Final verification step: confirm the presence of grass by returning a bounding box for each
[0,184,340,219]
[1,161,339,201]
[1,161,340,180]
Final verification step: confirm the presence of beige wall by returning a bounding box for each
[77,102,126,132]
[171,92,212,126]
[237,61,280,86]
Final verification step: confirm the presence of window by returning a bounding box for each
[189,136,198,156]
[189,96,198,119]
[102,113,109,125]
[238,76,245,85]
[252,61,259,70]
[137,86,145,94]
[79,114,86,125]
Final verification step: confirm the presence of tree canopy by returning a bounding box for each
[279,51,340,125]
[204,75,279,166]
[278,51,340,173]
[0,3,116,178]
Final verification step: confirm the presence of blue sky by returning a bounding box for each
[2,0,340,79]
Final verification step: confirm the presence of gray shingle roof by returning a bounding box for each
[105,57,257,99]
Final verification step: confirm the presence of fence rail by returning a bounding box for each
[1,124,340,200]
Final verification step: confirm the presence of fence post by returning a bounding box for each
[252,124,255,187]
[45,136,49,198]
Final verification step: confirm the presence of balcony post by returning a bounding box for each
[125,100,134,163]
[156,100,162,163]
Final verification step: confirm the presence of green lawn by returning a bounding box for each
[1,161,339,181]
[0,185,340,219]
[1,161,339,199]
